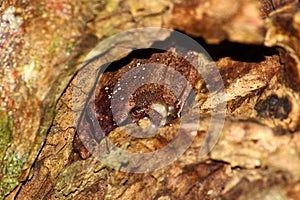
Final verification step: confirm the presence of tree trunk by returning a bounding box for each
[1,0,300,199]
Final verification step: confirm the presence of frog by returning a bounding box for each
[74,49,200,161]
[94,49,199,136]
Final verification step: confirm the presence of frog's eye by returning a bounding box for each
[149,103,168,127]
[151,103,168,119]
[167,104,174,111]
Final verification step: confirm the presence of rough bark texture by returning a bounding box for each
[0,0,300,199]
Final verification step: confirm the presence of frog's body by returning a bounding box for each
[94,49,199,137]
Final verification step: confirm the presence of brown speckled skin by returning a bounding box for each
[73,49,200,160]
[93,49,199,137]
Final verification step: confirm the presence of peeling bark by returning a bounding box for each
[0,0,300,199]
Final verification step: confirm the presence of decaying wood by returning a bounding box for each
[170,0,265,44]
[0,0,300,199]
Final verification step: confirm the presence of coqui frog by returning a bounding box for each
[74,49,201,160]
[94,49,200,137]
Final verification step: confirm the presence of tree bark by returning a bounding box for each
[0,0,300,199]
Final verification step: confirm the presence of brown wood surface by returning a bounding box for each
[0,0,300,199]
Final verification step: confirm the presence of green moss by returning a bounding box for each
[0,151,28,199]
[0,112,13,163]
[38,128,46,136]
[48,35,63,54]
[66,41,76,53]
